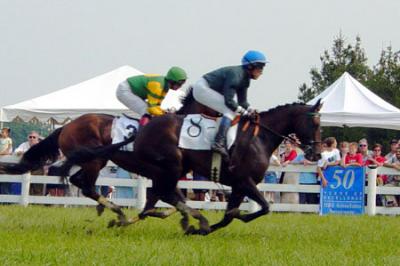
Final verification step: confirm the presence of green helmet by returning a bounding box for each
[166,66,187,82]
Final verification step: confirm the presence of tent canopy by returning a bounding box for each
[0,66,142,124]
[307,72,400,130]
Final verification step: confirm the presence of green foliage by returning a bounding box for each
[298,34,400,151]
[298,35,371,103]
[0,206,399,265]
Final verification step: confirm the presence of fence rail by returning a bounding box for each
[1,157,400,215]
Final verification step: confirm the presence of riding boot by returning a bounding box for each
[139,114,152,127]
[211,116,231,159]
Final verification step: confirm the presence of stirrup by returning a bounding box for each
[211,144,229,160]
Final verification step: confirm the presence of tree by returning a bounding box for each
[298,35,400,152]
[298,34,371,103]
[365,46,400,148]
[367,46,400,107]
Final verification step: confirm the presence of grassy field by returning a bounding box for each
[0,205,399,266]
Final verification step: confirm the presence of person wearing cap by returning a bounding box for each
[116,66,188,126]
[384,139,398,162]
[192,50,268,158]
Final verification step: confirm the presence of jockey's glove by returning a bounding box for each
[246,107,258,114]
[165,107,177,114]
[235,106,248,116]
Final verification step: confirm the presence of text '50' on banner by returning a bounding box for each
[320,166,365,215]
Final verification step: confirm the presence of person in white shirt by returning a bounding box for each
[384,139,398,162]
[318,137,341,169]
[317,137,341,187]
[14,131,40,156]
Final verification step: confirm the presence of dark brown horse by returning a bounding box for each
[60,98,323,235]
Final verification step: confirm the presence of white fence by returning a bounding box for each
[1,155,400,215]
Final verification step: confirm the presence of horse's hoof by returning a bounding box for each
[186,228,210,236]
[196,229,210,236]
[107,219,117,228]
[198,227,211,236]
[184,225,196,235]
[96,204,105,216]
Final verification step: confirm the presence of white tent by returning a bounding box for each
[0,65,142,124]
[307,72,400,130]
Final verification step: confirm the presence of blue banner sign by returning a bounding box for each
[320,166,365,215]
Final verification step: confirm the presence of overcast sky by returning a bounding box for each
[1,0,399,110]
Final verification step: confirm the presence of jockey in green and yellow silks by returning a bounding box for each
[116,66,187,125]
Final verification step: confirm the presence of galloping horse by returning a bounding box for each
[0,90,208,223]
[0,114,135,220]
[60,97,323,235]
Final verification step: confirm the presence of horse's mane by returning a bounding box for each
[262,102,307,115]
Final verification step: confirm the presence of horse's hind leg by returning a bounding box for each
[109,189,177,228]
[159,188,210,235]
[69,169,105,216]
[138,189,177,220]
[73,161,128,224]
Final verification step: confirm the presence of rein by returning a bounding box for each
[241,112,322,146]
[241,114,296,143]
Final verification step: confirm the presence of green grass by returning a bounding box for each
[0,205,400,266]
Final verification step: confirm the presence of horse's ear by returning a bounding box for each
[311,98,323,112]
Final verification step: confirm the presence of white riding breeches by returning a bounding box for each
[192,78,237,120]
[116,80,148,116]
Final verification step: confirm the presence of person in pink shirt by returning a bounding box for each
[344,142,363,167]
[366,143,387,184]
[280,139,297,167]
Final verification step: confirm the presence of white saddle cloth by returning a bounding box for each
[111,115,139,151]
[178,114,238,150]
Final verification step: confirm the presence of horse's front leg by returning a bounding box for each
[234,179,270,223]
[206,178,270,234]
[207,189,245,234]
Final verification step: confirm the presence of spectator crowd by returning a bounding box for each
[263,135,400,207]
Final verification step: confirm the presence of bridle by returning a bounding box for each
[245,112,321,155]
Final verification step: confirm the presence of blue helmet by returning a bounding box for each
[241,50,267,66]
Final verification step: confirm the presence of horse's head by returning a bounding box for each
[292,99,323,161]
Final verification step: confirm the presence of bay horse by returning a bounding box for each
[60,98,323,235]
[0,90,208,223]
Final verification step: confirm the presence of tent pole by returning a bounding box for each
[342,124,347,140]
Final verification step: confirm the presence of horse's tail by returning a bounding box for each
[59,133,137,176]
[0,127,62,174]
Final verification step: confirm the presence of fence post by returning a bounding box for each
[20,172,31,207]
[136,176,146,210]
[367,166,377,216]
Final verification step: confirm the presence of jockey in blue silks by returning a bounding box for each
[192,50,268,158]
